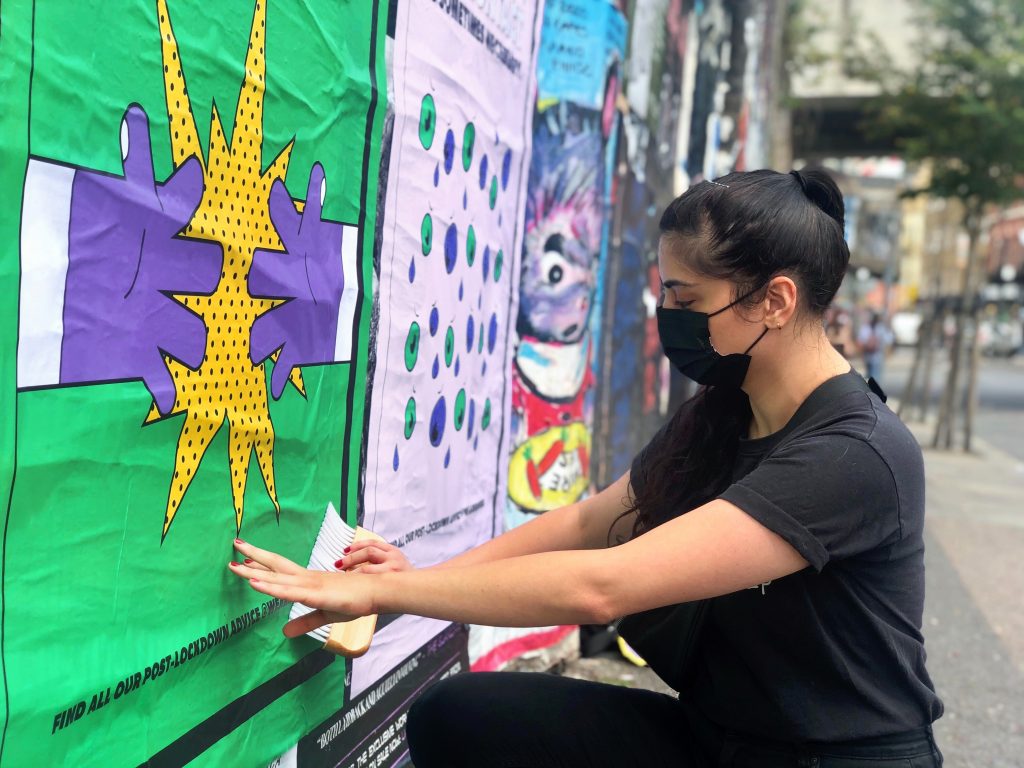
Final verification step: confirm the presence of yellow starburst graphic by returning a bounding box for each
[145,0,305,540]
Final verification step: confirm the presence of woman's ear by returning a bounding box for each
[764,276,798,329]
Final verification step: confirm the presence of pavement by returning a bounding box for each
[555,351,1024,767]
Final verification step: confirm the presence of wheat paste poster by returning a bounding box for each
[0,0,384,765]
[354,0,543,723]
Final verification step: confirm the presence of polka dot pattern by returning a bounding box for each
[148,0,294,536]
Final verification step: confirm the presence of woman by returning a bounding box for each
[229,169,944,767]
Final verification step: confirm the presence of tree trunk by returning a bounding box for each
[897,314,926,420]
[964,303,983,451]
[931,214,981,451]
[917,312,939,422]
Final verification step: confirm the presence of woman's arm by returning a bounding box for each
[229,497,808,633]
[341,472,636,573]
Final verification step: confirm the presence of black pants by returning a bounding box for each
[406,672,943,768]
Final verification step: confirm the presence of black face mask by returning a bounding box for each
[657,290,770,388]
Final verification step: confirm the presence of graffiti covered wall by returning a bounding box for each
[1,0,783,765]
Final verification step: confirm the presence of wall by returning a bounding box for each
[0,0,780,765]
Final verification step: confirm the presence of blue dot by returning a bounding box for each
[482,359,487,376]
[459,281,464,300]
[444,448,451,468]
[488,313,498,353]
[393,446,400,471]
[429,307,439,336]
[408,258,416,283]
[468,400,476,438]
[463,190,467,210]
[498,213,503,228]
[477,294,482,310]
[429,398,446,447]
[479,155,489,190]
[455,356,461,376]
[466,316,475,353]
[482,246,490,280]
[473,436,479,451]
[432,355,439,379]
[444,130,455,174]
[444,224,457,274]
[502,149,512,190]
[434,164,439,187]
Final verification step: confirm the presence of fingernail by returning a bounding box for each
[228,561,239,567]
[343,547,351,554]
[244,558,253,565]
[234,538,245,545]
[334,559,345,569]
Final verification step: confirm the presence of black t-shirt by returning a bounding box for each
[632,372,943,742]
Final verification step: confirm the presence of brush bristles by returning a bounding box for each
[288,503,356,642]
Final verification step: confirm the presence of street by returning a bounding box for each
[882,347,1024,462]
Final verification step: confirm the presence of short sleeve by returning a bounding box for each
[719,435,901,571]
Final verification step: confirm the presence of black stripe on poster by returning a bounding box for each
[139,651,335,768]
[297,623,468,768]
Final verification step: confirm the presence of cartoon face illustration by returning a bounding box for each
[518,104,606,344]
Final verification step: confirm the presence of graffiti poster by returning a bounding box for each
[508,0,626,524]
[358,0,543,715]
[0,0,385,764]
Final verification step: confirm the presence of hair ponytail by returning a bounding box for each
[611,167,849,540]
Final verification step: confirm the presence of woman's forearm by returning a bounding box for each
[376,548,617,627]
[426,500,587,570]
[427,473,635,571]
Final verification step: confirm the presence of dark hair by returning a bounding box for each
[617,168,850,540]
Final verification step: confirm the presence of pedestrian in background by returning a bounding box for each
[858,310,894,384]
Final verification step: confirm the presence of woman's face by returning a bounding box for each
[657,236,768,356]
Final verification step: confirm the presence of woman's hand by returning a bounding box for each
[336,539,414,574]
[228,539,376,638]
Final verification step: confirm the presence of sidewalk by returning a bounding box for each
[905,418,1024,767]
[556,418,1024,766]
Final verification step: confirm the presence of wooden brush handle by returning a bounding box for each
[324,527,388,657]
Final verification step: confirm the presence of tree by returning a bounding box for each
[867,0,1024,450]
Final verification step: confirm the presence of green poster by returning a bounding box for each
[0,0,384,764]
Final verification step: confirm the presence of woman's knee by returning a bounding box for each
[407,674,497,766]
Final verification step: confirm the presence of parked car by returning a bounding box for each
[979,318,1023,357]
[890,311,923,347]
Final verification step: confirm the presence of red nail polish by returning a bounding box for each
[334,559,345,569]
[234,538,245,545]
[343,547,351,554]
[244,558,253,565]
[228,560,239,567]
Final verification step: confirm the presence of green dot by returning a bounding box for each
[489,176,498,210]
[466,225,476,266]
[445,326,455,367]
[419,94,436,150]
[454,389,467,431]
[482,399,492,430]
[462,123,475,171]
[478,323,484,353]
[421,213,433,256]
[405,323,421,371]
[404,397,417,439]
[494,249,504,282]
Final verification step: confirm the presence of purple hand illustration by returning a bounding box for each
[248,163,345,399]
[61,104,221,414]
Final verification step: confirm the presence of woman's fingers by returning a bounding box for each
[346,539,397,554]
[232,539,304,575]
[228,561,304,585]
[336,545,412,572]
[352,563,390,574]
[247,577,317,605]
[282,610,333,638]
